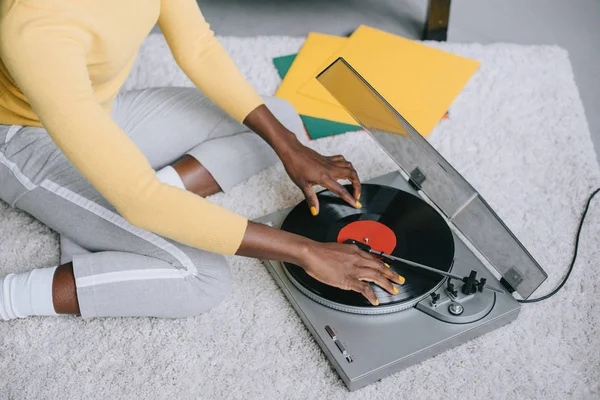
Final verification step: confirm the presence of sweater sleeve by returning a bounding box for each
[158,0,265,122]
[0,21,249,255]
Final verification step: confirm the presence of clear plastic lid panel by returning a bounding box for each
[316,58,547,299]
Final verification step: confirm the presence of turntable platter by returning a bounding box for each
[281,184,455,314]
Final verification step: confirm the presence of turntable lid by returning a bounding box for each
[316,57,547,299]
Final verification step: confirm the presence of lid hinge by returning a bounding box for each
[500,267,523,293]
[500,278,516,293]
[408,167,426,190]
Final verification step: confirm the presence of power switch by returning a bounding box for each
[325,325,337,340]
[326,325,351,362]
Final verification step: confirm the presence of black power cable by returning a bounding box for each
[518,188,600,304]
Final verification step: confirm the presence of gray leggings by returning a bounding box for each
[0,87,304,318]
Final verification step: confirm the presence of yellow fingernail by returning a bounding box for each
[357,193,361,200]
[398,275,406,285]
[394,286,399,294]
[375,300,380,306]
[384,263,391,268]
[310,206,317,216]
[356,201,362,208]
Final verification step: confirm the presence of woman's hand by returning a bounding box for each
[237,222,405,306]
[279,140,362,215]
[300,241,404,305]
[242,104,360,213]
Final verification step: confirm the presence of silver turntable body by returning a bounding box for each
[255,58,547,391]
[257,171,519,391]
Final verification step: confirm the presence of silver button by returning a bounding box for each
[335,340,347,355]
[448,302,464,315]
[325,325,337,340]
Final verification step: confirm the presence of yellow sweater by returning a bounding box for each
[0,0,266,255]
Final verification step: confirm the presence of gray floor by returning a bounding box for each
[193,0,600,161]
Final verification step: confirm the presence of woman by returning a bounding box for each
[0,0,403,320]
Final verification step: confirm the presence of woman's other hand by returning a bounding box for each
[238,222,405,306]
[242,104,361,213]
[300,241,405,305]
[279,141,362,216]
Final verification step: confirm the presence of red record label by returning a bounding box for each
[337,220,397,255]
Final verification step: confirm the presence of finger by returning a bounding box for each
[328,155,345,162]
[385,264,406,285]
[356,268,399,296]
[323,177,359,208]
[330,166,354,180]
[350,280,379,305]
[329,164,361,202]
[334,158,361,200]
[348,167,361,201]
[329,167,355,184]
[356,252,405,285]
[332,160,352,168]
[301,184,320,216]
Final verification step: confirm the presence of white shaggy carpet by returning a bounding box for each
[1,34,599,399]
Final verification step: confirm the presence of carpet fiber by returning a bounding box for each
[1,35,599,399]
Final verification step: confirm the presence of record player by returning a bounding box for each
[256,58,548,391]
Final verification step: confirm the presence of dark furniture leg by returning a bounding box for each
[423,0,451,41]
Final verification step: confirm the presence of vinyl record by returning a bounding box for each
[281,183,455,312]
